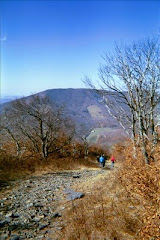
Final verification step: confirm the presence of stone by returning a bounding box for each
[36,235,44,239]
[34,203,43,208]
[5,217,12,223]
[38,223,48,230]
[59,206,65,210]
[0,169,103,239]
[73,175,80,178]
[32,217,41,222]
[8,223,19,231]
[52,212,61,218]
[56,226,63,230]
[0,221,6,228]
[5,212,12,218]
[26,202,33,208]
[10,235,21,240]
[0,235,8,240]
[64,188,73,194]
[15,203,20,208]
[64,188,84,200]
[12,213,19,218]
[66,191,84,200]
[129,206,136,210]
[41,211,48,217]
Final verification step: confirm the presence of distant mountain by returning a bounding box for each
[2,89,160,148]
[0,89,133,148]
[41,88,124,126]
[38,88,129,147]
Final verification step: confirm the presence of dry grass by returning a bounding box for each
[1,140,159,239]
[119,144,160,239]
[59,167,139,239]
[59,143,160,240]
[0,139,104,183]
[0,149,98,184]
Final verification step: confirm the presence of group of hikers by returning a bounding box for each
[97,154,115,168]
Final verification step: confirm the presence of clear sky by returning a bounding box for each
[0,0,160,97]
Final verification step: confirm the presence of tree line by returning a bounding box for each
[0,95,78,158]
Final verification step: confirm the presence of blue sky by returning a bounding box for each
[1,0,160,97]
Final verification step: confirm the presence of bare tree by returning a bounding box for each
[84,37,160,164]
[75,123,91,157]
[0,95,75,158]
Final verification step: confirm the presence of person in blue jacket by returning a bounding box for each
[99,154,106,167]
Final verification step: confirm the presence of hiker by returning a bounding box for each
[99,154,105,168]
[97,155,100,162]
[111,155,115,168]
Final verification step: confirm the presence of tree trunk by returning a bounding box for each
[42,139,48,158]
[139,113,149,164]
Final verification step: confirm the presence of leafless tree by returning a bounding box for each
[0,95,75,158]
[84,37,160,164]
[75,123,91,157]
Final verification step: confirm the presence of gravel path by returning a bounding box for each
[0,168,108,240]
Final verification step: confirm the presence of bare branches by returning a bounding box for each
[0,95,75,158]
[84,37,160,163]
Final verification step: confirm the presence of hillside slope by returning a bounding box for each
[39,89,129,146]
[0,88,133,147]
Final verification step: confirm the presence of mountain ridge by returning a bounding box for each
[0,88,132,148]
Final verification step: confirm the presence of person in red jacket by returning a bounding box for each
[111,155,115,168]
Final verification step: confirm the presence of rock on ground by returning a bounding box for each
[0,169,107,239]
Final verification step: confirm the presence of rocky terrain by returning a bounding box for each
[0,168,108,240]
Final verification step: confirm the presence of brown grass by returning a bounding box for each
[0,148,98,184]
[60,175,139,239]
[119,143,160,239]
[0,134,110,184]
[59,142,160,240]
[1,140,159,239]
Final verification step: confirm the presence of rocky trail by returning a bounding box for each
[0,167,109,240]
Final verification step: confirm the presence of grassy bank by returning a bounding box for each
[58,143,160,240]
[0,149,99,185]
